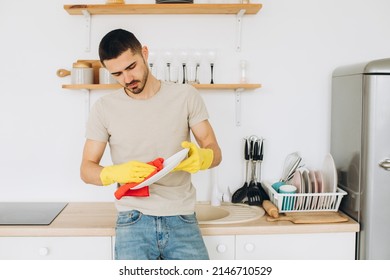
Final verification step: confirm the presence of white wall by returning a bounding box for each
[1,0,390,202]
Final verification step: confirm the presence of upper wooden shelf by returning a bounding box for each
[62,83,262,91]
[63,3,262,15]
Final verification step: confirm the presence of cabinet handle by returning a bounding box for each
[379,159,390,171]
[245,243,255,252]
[216,244,227,253]
[38,247,49,256]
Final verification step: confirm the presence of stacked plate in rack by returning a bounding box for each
[156,0,194,3]
[288,153,338,210]
[290,154,337,194]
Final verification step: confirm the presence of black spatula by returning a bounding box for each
[232,138,250,203]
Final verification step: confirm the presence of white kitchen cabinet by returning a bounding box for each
[0,233,355,260]
[203,235,235,260]
[204,232,355,260]
[235,233,356,260]
[0,237,113,260]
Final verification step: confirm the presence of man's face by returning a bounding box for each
[104,47,149,95]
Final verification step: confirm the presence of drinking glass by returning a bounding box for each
[192,49,202,84]
[187,62,197,84]
[148,49,157,77]
[186,49,200,84]
[162,49,174,82]
[169,62,179,83]
[206,49,217,84]
[178,49,189,84]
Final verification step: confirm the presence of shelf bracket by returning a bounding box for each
[236,9,246,52]
[82,10,91,52]
[235,88,244,126]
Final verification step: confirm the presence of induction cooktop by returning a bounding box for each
[0,202,68,225]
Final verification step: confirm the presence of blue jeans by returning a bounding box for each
[114,210,209,260]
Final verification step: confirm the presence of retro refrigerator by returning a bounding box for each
[331,58,390,259]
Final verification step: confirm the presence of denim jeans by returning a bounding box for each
[114,210,209,260]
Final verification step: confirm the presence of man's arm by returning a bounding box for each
[80,139,157,186]
[80,139,107,186]
[191,120,222,168]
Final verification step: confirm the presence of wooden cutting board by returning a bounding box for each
[266,211,348,224]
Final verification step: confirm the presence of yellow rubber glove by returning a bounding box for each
[100,161,157,186]
[173,141,214,173]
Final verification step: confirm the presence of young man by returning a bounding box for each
[80,29,222,260]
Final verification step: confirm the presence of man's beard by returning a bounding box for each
[125,61,149,94]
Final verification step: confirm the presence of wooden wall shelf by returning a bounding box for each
[61,4,263,126]
[61,82,261,126]
[62,83,262,91]
[64,3,262,15]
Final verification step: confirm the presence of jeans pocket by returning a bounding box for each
[178,213,197,224]
[116,210,143,227]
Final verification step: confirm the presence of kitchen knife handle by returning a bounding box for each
[244,138,249,160]
[379,158,390,171]
[259,139,264,161]
[253,140,259,161]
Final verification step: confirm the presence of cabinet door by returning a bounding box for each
[203,235,235,260]
[0,237,113,260]
[236,233,355,260]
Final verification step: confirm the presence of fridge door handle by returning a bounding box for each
[379,158,390,170]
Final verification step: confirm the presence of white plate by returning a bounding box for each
[301,168,311,193]
[130,148,189,190]
[314,170,323,193]
[301,168,312,210]
[309,170,318,193]
[290,170,304,210]
[309,170,319,209]
[322,153,337,193]
[314,170,325,208]
[290,170,303,193]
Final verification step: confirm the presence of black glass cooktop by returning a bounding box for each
[0,202,68,225]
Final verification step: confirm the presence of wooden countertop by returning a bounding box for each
[0,202,359,237]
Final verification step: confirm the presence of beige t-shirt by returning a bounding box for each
[86,81,209,216]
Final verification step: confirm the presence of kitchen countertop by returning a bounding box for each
[0,202,359,237]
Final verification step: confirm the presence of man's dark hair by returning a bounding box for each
[99,29,142,66]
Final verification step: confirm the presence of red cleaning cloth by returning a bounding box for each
[114,158,164,200]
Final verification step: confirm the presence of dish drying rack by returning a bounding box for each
[263,182,347,213]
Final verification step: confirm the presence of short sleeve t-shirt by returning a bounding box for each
[86,81,209,216]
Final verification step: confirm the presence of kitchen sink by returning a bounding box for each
[195,202,265,225]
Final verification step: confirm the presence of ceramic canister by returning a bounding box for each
[71,62,93,84]
[99,67,118,84]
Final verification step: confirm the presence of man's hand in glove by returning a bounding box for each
[173,141,214,174]
[100,161,157,186]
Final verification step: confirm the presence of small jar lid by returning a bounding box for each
[105,0,124,4]
[73,62,92,68]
